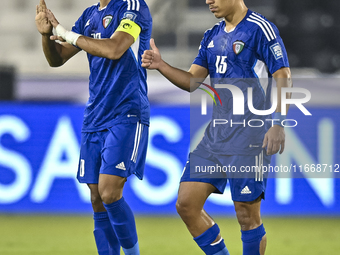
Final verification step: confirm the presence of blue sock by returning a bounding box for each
[104,197,139,255]
[93,211,121,255]
[194,224,230,255]
[241,224,266,255]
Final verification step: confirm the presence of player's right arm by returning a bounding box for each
[35,0,79,67]
[142,39,208,92]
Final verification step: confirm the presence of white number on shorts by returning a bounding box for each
[80,159,85,177]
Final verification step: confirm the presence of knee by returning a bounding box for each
[98,175,126,205]
[235,203,261,231]
[235,206,251,228]
[176,198,197,220]
[90,191,104,211]
[99,188,122,205]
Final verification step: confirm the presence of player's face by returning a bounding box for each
[206,0,237,19]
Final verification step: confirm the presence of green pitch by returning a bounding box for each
[0,215,339,255]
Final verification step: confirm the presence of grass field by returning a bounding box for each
[0,215,339,255]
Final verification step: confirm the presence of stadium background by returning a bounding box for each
[0,0,340,254]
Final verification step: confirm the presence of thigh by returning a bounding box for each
[100,122,148,180]
[177,181,216,209]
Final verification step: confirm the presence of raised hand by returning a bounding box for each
[45,9,60,28]
[35,0,52,35]
[44,9,65,42]
[141,39,162,69]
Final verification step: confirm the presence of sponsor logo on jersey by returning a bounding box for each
[241,186,252,194]
[123,12,137,22]
[208,40,214,48]
[85,19,90,28]
[116,162,126,170]
[270,42,283,60]
[103,15,113,29]
[233,40,245,55]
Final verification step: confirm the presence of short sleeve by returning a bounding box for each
[118,1,151,32]
[71,9,90,49]
[193,34,209,69]
[256,23,290,75]
[71,8,89,35]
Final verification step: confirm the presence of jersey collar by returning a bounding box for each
[224,9,252,33]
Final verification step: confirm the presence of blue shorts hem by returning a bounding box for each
[179,179,225,194]
[232,190,265,202]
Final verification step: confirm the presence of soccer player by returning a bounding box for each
[142,0,291,255]
[35,0,152,254]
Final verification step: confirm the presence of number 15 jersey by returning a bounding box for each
[194,9,290,156]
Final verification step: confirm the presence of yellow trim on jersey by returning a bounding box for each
[116,19,141,41]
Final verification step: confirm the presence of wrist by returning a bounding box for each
[157,59,166,71]
[272,112,285,127]
[56,24,80,46]
[41,31,53,37]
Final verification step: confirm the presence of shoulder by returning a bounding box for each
[73,3,97,30]
[84,3,98,14]
[245,11,280,43]
[78,3,98,19]
[114,0,150,13]
[114,0,151,23]
[201,20,224,43]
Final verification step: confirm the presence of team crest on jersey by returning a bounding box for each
[103,15,113,28]
[233,40,245,55]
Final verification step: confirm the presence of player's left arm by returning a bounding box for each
[262,67,292,155]
[46,9,138,60]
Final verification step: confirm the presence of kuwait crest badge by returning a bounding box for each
[103,15,113,28]
[233,40,245,55]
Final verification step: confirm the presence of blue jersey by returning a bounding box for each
[194,10,289,156]
[72,0,152,132]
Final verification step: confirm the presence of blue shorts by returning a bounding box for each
[180,146,271,202]
[77,122,148,184]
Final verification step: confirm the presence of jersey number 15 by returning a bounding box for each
[215,56,227,74]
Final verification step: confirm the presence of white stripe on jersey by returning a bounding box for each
[249,15,276,41]
[131,36,140,63]
[124,0,131,11]
[247,13,276,41]
[136,0,140,11]
[253,59,269,96]
[251,13,276,40]
[124,0,140,11]
[131,0,135,11]
[246,18,271,41]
